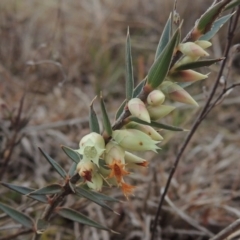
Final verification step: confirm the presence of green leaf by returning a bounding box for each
[39,147,67,179]
[125,27,134,100]
[61,145,80,163]
[89,96,100,134]
[1,182,48,203]
[57,207,110,231]
[100,94,112,136]
[115,99,127,120]
[175,58,224,70]
[199,14,234,41]
[75,186,114,212]
[0,202,34,229]
[130,117,187,131]
[36,219,49,234]
[68,162,77,177]
[133,78,147,97]
[155,13,172,60]
[29,184,62,195]
[225,0,240,10]
[147,26,180,89]
[88,190,119,202]
[196,0,232,35]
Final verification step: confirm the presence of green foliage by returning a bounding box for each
[100,94,112,136]
[62,145,81,163]
[89,97,101,134]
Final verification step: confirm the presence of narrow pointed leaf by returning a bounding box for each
[36,219,49,234]
[147,27,180,89]
[88,191,119,202]
[175,58,224,70]
[89,97,100,134]
[57,207,110,231]
[39,147,67,179]
[126,28,134,100]
[196,0,232,35]
[199,14,234,41]
[115,99,127,120]
[75,186,114,212]
[133,78,147,97]
[61,145,80,163]
[225,0,240,10]
[130,117,187,131]
[100,94,112,136]
[0,202,34,229]
[29,184,62,195]
[155,13,172,60]
[1,182,48,203]
[68,162,77,177]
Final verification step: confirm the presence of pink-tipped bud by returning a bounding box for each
[178,42,209,58]
[126,122,163,141]
[169,70,208,83]
[112,129,160,152]
[147,90,165,106]
[76,160,95,182]
[128,98,150,123]
[147,105,175,120]
[160,81,198,106]
[195,40,212,49]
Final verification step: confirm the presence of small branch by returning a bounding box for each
[150,6,240,240]
[210,218,240,240]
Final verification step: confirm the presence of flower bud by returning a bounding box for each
[77,132,105,166]
[147,105,175,120]
[147,90,165,106]
[195,40,212,49]
[125,151,148,168]
[128,98,150,123]
[169,70,208,83]
[76,160,95,182]
[160,81,198,106]
[104,141,125,165]
[125,122,163,141]
[178,42,209,58]
[112,129,160,152]
[86,173,103,191]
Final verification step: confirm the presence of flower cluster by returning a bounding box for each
[76,39,213,198]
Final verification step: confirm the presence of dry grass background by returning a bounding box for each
[0,0,240,239]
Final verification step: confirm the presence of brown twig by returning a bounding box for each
[151,5,240,240]
[209,218,240,240]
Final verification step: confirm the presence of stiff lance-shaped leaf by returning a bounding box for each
[89,96,100,134]
[126,27,134,100]
[100,94,112,136]
[75,186,114,212]
[225,0,240,10]
[194,0,232,36]
[87,190,119,202]
[57,207,110,231]
[36,219,49,234]
[61,145,81,164]
[1,182,48,203]
[0,202,34,229]
[29,184,62,195]
[39,147,67,179]
[130,117,187,132]
[115,99,127,120]
[147,26,180,89]
[175,58,224,71]
[68,162,77,177]
[200,14,234,41]
[155,12,172,60]
[133,78,147,97]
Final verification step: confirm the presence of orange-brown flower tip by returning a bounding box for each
[121,182,135,198]
[82,170,92,182]
[108,160,129,183]
[136,160,149,167]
